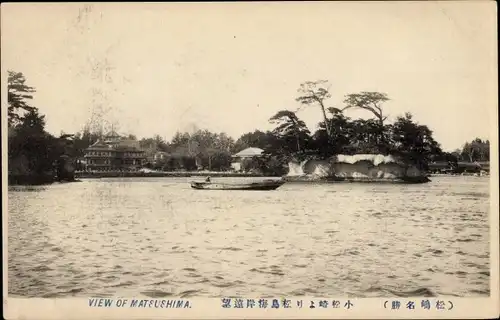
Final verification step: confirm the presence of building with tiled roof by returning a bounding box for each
[230,147,265,172]
[83,133,146,171]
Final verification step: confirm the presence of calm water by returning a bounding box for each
[8,176,490,298]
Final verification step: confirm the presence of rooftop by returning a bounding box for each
[232,147,264,158]
[85,139,144,152]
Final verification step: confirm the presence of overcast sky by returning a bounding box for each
[1,2,497,151]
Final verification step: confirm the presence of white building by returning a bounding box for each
[231,147,264,172]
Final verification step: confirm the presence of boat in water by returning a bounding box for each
[190,179,285,191]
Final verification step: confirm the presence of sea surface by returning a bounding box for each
[7,176,491,298]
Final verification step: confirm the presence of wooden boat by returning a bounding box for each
[190,179,285,191]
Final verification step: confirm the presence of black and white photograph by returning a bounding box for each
[2,2,498,319]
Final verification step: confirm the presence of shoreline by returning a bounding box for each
[8,171,487,186]
[74,171,268,179]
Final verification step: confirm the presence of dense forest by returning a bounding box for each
[8,71,78,184]
[7,72,490,183]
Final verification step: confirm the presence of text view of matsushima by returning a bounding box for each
[7,73,490,187]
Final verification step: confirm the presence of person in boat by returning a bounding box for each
[205,176,211,183]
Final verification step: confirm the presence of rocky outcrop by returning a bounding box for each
[285,154,430,183]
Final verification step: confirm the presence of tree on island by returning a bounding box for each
[7,71,36,127]
[296,80,334,138]
[265,82,444,170]
[387,112,442,170]
[342,91,391,152]
[311,109,353,157]
[269,110,311,154]
[342,92,390,126]
[294,82,395,155]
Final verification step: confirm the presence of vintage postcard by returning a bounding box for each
[2,1,498,319]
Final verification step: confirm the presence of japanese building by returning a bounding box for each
[231,147,265,172]
[83,133,147,171]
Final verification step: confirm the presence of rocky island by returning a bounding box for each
[284,154,430,184]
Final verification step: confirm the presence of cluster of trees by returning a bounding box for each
[122,82,457,174]
[246,81,492,174]
[8,71,76,184]
[452,138,490,163]
[236,81,445,174]
[7,72,490,183]
[129,81,458,174]
[139,130,235,171]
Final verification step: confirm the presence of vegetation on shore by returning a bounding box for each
[7,72,490,184]
[8,71,77,185]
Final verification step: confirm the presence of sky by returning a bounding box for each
[1,2,497,151]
